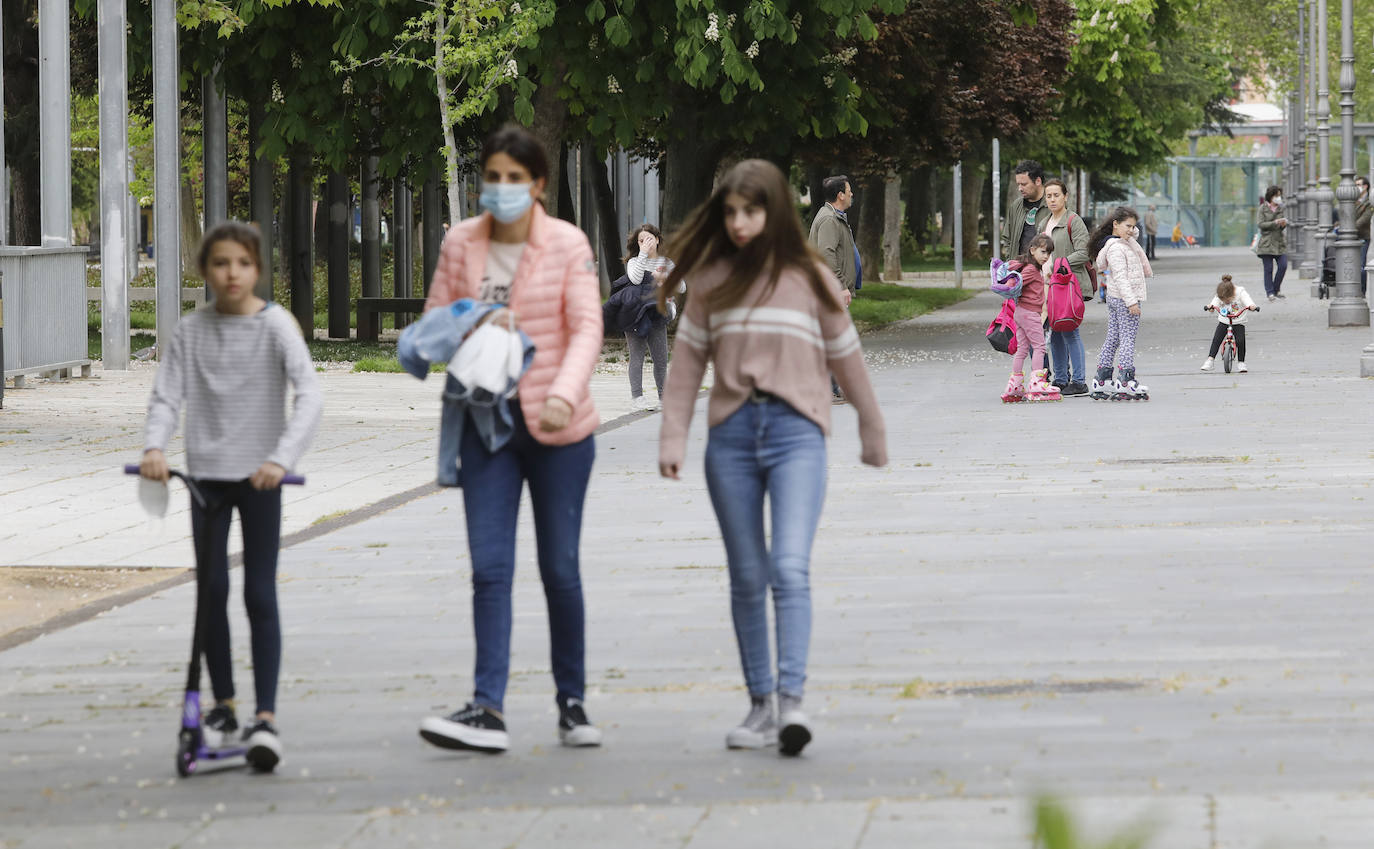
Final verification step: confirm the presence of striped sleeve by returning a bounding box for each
[820,294,886,467]
[264,311,323,472]
[658,288,711,469]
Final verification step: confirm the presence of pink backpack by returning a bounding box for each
[986,299,1018,355]
[1046,257,1085,332]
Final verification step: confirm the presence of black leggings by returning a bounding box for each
[191,480,283,714]
[1207,323,1246,361]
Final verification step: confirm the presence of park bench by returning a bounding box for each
[356,297,428,341]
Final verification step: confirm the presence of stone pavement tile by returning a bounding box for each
[342,808,541,847]
[514,804,708,848]
[683,800,870,849]
[858,798,1030,847]
[861,796,1209,849]
[1213,793,1374,849]
[2,821,204,849]
[194,812,371,848]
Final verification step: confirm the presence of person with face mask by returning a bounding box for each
[1255,185,1289,301]
[418,124,605,755]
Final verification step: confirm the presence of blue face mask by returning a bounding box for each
[480,182,534,223]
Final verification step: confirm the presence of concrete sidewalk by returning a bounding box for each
[5,248,1374,847]
[0,359,658,570]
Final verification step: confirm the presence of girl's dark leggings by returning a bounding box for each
[190,480,283,715]
[1208,323,1245,360]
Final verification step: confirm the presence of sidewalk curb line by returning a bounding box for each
[0,400,682,654]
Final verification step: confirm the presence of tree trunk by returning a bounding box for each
[528,60,570,221]
[248,98,275,300]
[903,166,931,251]
[961,162,987,260]
[855,175,885,283]
[883,172,902,280]
[288,151,314,334]
[4,0,40,244]
[557,140,576,224]
[937,168,953,248]
[180,174,201,279]
[662,104,719,232]
[326,170,350,339]
[313,191,328,267]
[584,146,625,281]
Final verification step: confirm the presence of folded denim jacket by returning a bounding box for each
[397,299,535,487]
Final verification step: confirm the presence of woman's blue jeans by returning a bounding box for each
[704,398,827,699]
[1049,327,1086,384]
[459,405,595,712]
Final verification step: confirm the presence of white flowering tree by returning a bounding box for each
[341,0,554,224]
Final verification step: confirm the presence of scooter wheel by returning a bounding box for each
[176,731,198,777]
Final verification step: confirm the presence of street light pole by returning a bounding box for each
[1313,0,1334,288]
[1330,0,1369,326]
[1301,0,1319,279]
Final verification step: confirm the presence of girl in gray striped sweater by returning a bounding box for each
[658,160,887,756]
[141,222,322,772]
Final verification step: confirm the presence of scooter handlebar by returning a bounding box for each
[124,464,305,485]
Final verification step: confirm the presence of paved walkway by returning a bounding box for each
[4,248,1374,847]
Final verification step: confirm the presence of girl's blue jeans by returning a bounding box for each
[459,405,595,713]
[704,398,827,699]
[1049,327,1086,384]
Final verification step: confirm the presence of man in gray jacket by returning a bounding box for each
[808,175,858,307]
[808,175,858,401]
[1000,160,1047,260]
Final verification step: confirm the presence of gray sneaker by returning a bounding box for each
[725,695,777,749]
[777,693,812,756]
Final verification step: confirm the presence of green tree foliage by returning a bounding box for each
[1030,0,1238,173]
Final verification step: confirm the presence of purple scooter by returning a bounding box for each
[124,464,304,777]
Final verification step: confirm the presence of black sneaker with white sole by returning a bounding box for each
[419,703,509,753]
[242,719,282,772]
[203,703,239,748]
[557,699,603,747]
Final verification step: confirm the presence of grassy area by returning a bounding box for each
[849,284,976,332]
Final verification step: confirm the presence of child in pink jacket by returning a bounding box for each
[417,125,605,755]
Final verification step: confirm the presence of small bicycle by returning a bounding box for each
[1203,303,1258,374]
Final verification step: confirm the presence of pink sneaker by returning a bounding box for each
[1001,372,1026,403]
[1027,369,1062,402]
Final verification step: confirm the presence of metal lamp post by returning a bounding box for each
[1330,0,1368,326]
[1301,0,1320,278]
[1313,0,1334,291]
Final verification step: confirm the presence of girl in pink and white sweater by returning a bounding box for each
[658,160,887,757]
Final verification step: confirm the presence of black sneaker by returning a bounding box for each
[419,703,509,753]
[1050,380,1068,392]
[242,719,282,772]
[557,699,603,748]
[1062,381,1089,397]
[203,703,238,748]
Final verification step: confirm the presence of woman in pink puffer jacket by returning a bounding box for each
[417,125,605,755]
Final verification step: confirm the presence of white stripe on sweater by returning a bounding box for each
[825,326,861,359]
[709,306,822,339]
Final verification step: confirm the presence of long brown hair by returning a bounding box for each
[1217,274,1235,301]
[624,223,662,263]
[659,159,842,315]
[1087,206,1139,262]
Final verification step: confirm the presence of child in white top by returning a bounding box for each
[141,221,321,772]
[1201,274,1257,372]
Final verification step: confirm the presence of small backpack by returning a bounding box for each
[1046,257,1085,332]
[989,258,1024,300]
[986,299,1019,355]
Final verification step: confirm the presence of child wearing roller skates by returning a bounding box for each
[1087,207,1153,400]
[1201,274,1257,372]
[140,221,322,772]
[1000,233,1061,402]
